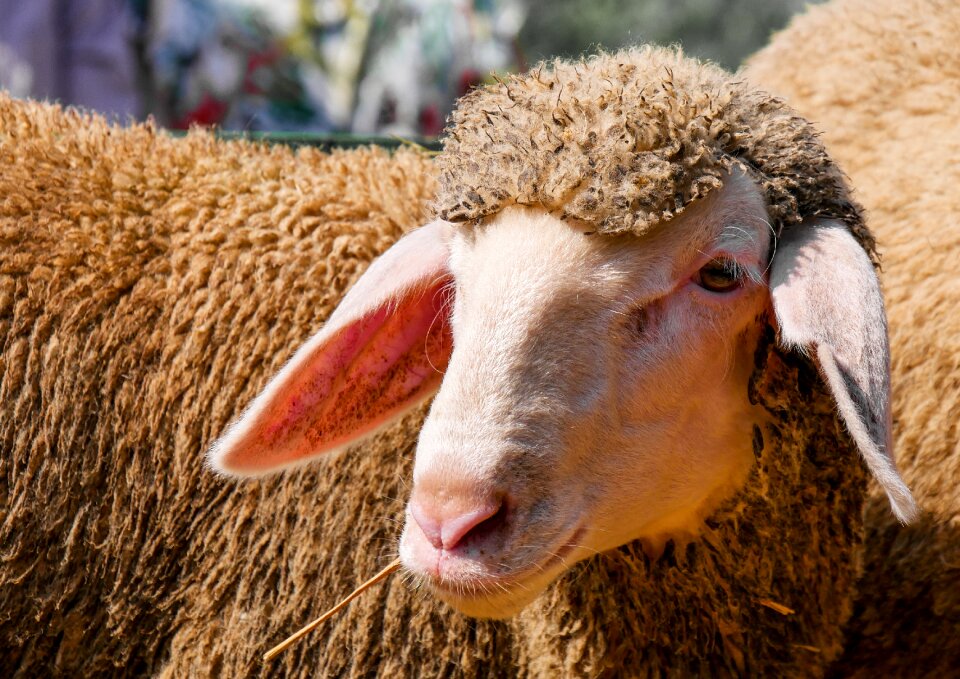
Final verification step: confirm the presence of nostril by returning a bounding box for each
[409,495,507,552]
[440,500,505,551]
[410,500,443,549]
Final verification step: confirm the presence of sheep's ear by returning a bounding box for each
[210,220,454,476]
[770,219,918,523]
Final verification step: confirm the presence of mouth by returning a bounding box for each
[420,524,587,615]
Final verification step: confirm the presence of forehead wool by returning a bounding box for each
[435,46,877,262]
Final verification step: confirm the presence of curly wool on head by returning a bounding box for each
[435,45,876,261]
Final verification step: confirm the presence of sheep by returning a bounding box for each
[208,44,919,676]
[0,44,917,678]
[746,0,960,675]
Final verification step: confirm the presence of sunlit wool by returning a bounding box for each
[748,1,960,675]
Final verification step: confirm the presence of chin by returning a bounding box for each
[398,520,593,618]
[403,539,595,618]
[427,565,567,619]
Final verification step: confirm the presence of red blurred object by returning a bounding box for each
[172,94,229,129]
[457,68,483,96]
[418,104,443,136]
[244,47,282,95]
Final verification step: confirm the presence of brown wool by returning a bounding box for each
[0,34,924,676]
[435,45,877,263]
[0,94,447,677]
[748,0,960,676]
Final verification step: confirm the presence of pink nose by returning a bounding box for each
[409,493,505,551]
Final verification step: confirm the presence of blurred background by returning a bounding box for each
[0,0,820,137]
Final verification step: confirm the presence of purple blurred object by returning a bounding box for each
[0,0,139,118]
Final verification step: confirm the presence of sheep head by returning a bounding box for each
[209,47,916,619]
[401,171,773,616]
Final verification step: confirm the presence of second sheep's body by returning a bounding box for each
[748,0,960,675]
[1,2,956,676]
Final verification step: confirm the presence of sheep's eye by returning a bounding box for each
[695,258,742,293]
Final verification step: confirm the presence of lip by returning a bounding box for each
[426,523,587,599]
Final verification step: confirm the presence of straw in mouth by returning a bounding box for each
[262,558,402,662]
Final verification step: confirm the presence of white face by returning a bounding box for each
[399,171,774,617]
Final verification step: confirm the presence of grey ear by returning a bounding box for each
[770,219,918,523]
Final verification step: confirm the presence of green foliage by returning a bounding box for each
[519,0,823,70]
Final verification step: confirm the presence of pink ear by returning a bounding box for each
[210,220,454,476]
[770,219,918,523]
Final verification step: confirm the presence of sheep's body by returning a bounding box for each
[0,35,919,678]
[0,98,451,676]
[747,2,960,675]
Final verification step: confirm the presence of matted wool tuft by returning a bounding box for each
[435,46,876,264]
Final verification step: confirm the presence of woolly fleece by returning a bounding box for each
[0,96,446,676]
[3,44,877,677]
[435,45,876,263]
[748,1,960,676]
